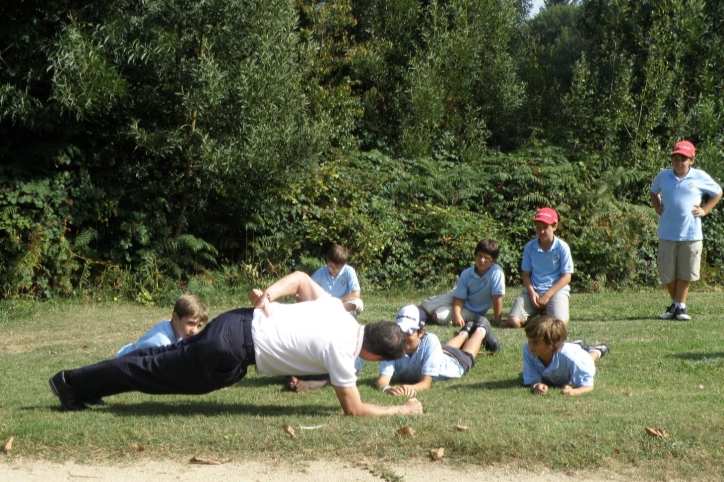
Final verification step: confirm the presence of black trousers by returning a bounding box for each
[67,308,256,401]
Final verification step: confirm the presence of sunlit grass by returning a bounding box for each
[1,289,723,480]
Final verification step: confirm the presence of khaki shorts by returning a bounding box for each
[658,240,702,284]
[508,290,570,323]
[420,290,481,325]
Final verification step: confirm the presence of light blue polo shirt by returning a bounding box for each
[650,167,722,241]
[521,237,574,294]
[453,264,505,316]
[116,320,179,357]
[379,333,463,382]
[311,264,361,298]
[522,342,595,387]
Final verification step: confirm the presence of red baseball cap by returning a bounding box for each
[533,207,558,225]
[671,140,695,158]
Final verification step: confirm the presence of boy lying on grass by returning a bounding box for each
[115,294,208,357]
[375,305,499,398]
[523,315,609,396]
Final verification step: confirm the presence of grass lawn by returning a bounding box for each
[1,289,723,480]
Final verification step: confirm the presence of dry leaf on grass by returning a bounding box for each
[189,457,224,465]
[395,426,414,437]
[2,436,14,454]
[614,448,621,454]
[130,444,145,452]
[430,447,445,461]
[283,424,297,439]
[644,427,670,439]
[454,425,468,431]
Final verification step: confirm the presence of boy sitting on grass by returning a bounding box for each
[504,207,573,328]
[311,243,364,316]
[417,238,504,332]
[115,294,208,357]
[375,305,499,398]
[523,315,608,396]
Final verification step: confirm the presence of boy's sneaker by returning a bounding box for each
[48,371,88,411]
[659,303,676,319]
[474,318,500,353]
[587,344,609,359]
[458,321,474,336]
[570,339,588,351]
[674,306,691,321]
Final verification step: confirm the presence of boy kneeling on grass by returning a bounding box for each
[523,315,609,396]
[375,305,499,397]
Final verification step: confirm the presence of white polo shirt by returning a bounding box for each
[252,297,363,387]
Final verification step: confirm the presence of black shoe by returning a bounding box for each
[87,398,106,406]
[674,306,691,321]
[659,303,676,320]
[570,339,588,351]
[474,318,500,353]
[458,321,474,336]
[587,344,609,359]
[48,371,88,411]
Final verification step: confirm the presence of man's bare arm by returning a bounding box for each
[333,385,423,416]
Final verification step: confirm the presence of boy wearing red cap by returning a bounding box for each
[649,140,722,321]
[503,207,574,328]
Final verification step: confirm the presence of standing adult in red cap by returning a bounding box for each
[650,140,722,321]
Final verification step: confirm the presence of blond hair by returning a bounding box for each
[173,294,208,323]
[524,315,567,352]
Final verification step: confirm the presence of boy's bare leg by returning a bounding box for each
[286,376,330,393]
[666,279,691,304]
[251,271,327,307]
[460,328,485,358]
[501,316,524,328]
[445,331,469,350]
[588,351,600,363]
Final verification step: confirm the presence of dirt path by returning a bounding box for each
[1,458,643,482]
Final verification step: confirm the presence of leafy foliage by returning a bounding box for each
[2,0,724,299]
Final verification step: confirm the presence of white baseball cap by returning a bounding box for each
[396,305,424,335]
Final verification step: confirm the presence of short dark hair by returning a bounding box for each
[327,243,349,265]
[524,315,567,352]
[474,238,500,260]
[362,322,406,360]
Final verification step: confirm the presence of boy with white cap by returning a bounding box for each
[650,140,722,321]
[505,207,574,328]
[375,305,498,398]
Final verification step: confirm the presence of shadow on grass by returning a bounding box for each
[232,376,287,389]
[450,377,523,390]
[571,317,654,322]
[101,401,338,417]
[668,352,724,360]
